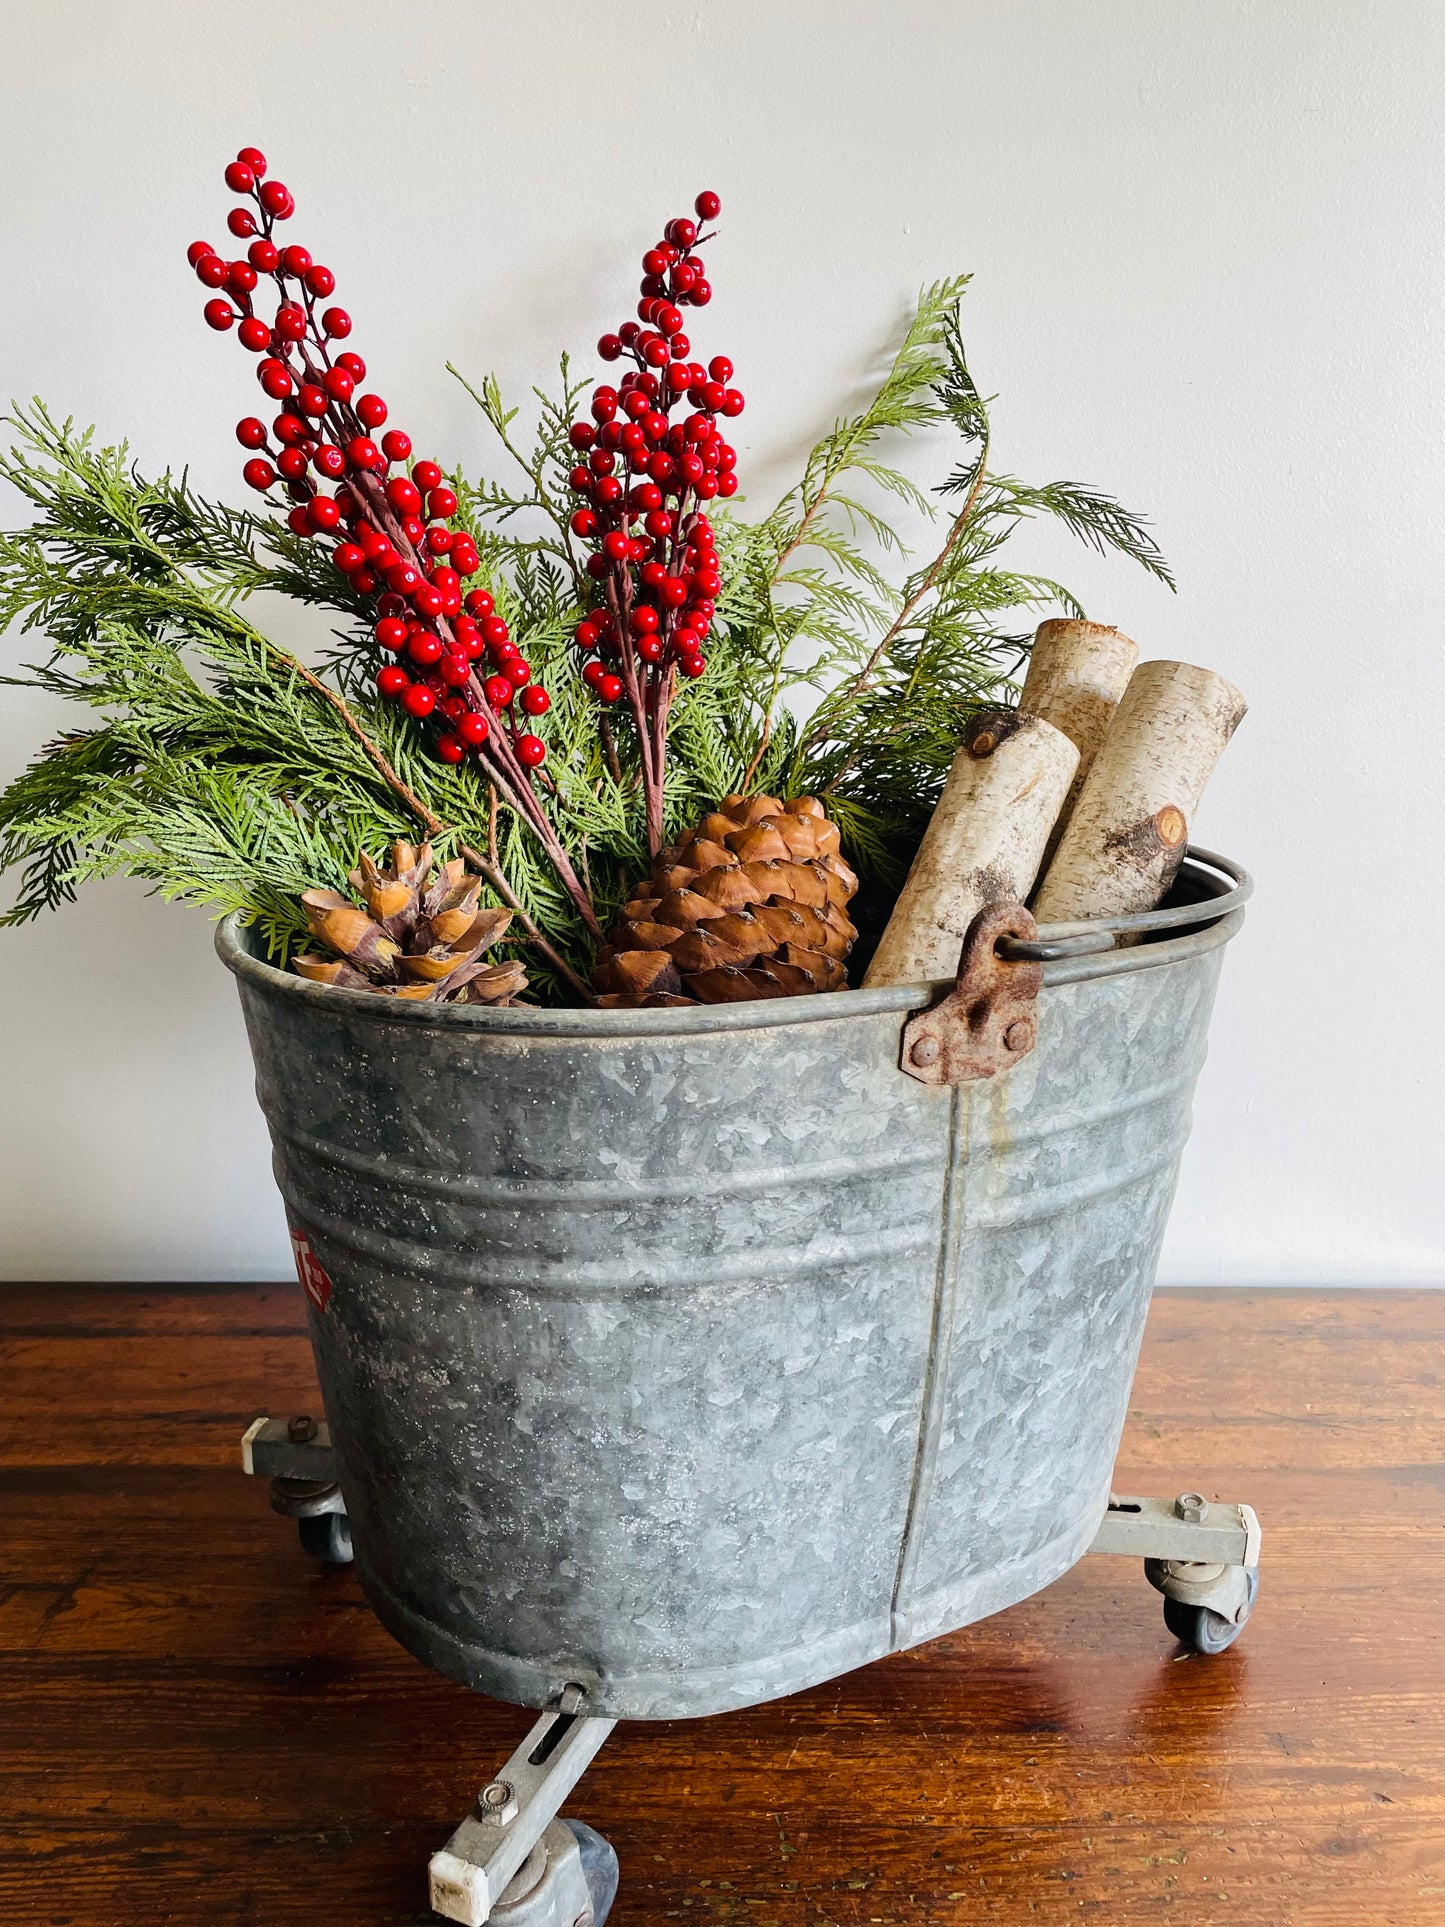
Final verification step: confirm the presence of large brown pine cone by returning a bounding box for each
[291,841,528,1005]
[593,795,859,1006]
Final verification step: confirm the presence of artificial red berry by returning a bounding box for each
[407,632,443,668]
[630,606,659,635]
[378,664,410,697]
[321,306,351,338]
[598,674,624,703]
[242,457,276,490]
[295,382,325,416]
[227,208,258,239]
[603,531,630,561]
[413,584,443,618]
[484,674,513,709]
[235,417,267,449]
[644,510,673,538]
[269,306,303,344]
[381,430,413,463]
[387,562,421,595]
[520,686,550,717]
[314,444,346,479]
[717,472,738,497]
[515,734,546,769]
[336,351,367,380]
[691,280,712,305]
[272,412,305,444]
[226,260,258,295]
[721,389,745,417]
[247,238,280,273]
[336,542,366,574]
[401,683,436,718]
[480,616,510,647]
[259,361,294,400]
[347,436,382,470]
[258,180,294,218]
[305,265,336,297]
[309,497,342,531]
[357,393,388,429]
[637,636,663,664]
[504,658,531,686]
[196,255,229,288]
[204,299,236,331]
[591,389,618,425]
[571,508,598,538]
[695,190,721,220]
[426,526,453,554]
[385,477,422,516]
[598,333,622,360]
[412,460,442,492]
[237,316,271,352]
[224,161,255,193]
[708,355,734,383]
[277,447,309,479]
[280,245,312,277]
[680,654,706,677]
[464,590,495,618]
[582,659,607,688]
[187,239,216,267]
[568,422,596,451]
[430,733,462,764]
[376,617,409,650]
[286,504,314,536]
[437,652,471,687]
[458,711,490,746]
[427,486,457,519]
[452,546,479,576]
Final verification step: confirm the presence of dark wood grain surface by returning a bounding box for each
[2,1284,1441,1925]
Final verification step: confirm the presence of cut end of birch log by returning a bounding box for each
[1021,619,1139,822]
[1031,659,1247,924]
[863,709,1079,986]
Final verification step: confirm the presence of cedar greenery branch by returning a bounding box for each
[0,277,1171,1004]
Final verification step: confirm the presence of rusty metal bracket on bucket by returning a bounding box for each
[900,901,1043,1086]
[429,1687,617,1925]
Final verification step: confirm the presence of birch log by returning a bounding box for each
[1032,659,1247,923]
[1021,619,1138,825]
[864,710,1079,986]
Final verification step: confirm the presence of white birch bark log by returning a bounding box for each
[1031,659,1247,923]
[864,711,1079,986]
[1020,619,1138,822]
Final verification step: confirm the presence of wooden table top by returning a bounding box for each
[2,1283,1441,1925]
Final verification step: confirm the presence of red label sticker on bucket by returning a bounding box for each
[289,1227,333,1313]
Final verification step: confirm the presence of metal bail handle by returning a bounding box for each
[899,901,1043,1087]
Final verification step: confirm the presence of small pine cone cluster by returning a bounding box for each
[293,842,526,1004]
[594,796,858,1006]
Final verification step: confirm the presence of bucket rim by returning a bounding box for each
[216,847,1249,1037]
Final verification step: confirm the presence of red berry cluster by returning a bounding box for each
[188,147,549,777]
[567,190,738,707]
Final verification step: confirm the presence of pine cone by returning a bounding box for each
[291,841,527,1005]
[594,795,858,1006]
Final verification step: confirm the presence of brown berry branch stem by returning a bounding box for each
[262,633,594,997]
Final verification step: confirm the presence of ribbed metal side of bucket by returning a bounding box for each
[219,882,1241,1720]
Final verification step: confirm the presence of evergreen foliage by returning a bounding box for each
[0,283,1171,1001]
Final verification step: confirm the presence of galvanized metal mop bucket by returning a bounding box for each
[218,848,1248,1723]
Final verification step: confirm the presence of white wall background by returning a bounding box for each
[2,1,1442,1284]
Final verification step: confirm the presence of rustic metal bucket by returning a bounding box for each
[218,849,1248,1723]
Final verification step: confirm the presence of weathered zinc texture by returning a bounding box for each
[220,892,1238,1721]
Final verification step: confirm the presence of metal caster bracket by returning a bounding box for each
[429,1687,617,1926]
[1089,1490,1263,1649]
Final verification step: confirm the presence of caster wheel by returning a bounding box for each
[298,1510,353,1564]
[562,1819,619,1927]
[1164,1566,1258,1653]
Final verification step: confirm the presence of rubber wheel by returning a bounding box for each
[1164,1566,1258,1653]
[562,1819,619,1927]
[298,1511,353,1565]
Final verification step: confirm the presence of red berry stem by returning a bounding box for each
[567,189,738,856]
[191,148,602,942]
